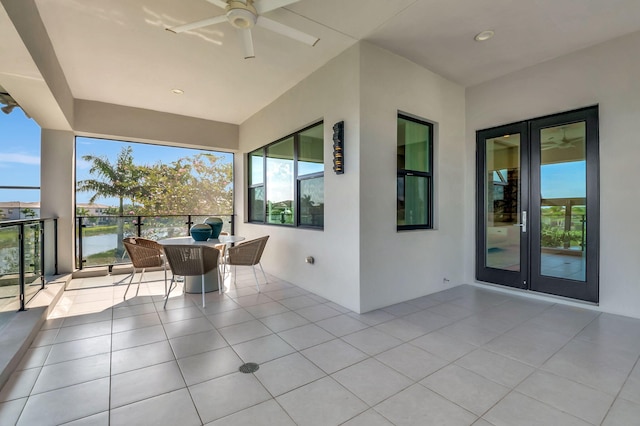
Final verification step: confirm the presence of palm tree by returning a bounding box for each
[75,207,90,217]
[77,146,144,258]
[21,208,37,218]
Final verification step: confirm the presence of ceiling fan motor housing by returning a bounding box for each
[226,0,257,29]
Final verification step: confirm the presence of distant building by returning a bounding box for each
[0,201,40,220]
[0,202,111,221]
[76,203,111,216]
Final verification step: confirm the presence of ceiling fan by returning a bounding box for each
[0,91,29,117]
[541,127,581,150]
[167,0,319,59]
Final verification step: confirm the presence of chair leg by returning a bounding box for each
[164,276,177,309]
[222,258,228,277]
[218,265,224,294]
[123,269,136,299]
[252,265,260,293]
[135,268,145,297]
[258,262,268,285]
[201,275,206,308]
[163,261,167,302]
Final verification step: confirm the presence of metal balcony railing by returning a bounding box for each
[75,214,235,269]
[0,218,58,312]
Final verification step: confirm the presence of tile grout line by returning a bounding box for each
[599,351,640,425]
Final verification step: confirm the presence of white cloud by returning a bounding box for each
[76,158,92,170]
[0,153,40,165]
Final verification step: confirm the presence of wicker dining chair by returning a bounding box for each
[214,231,231,290]
[226,235,269,292]
[122,237,165,299]
[162,245,220,308]
[213,242,227,290]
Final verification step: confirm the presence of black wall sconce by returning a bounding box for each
[332,121,344,174]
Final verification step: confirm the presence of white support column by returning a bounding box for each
[40,129,75,274]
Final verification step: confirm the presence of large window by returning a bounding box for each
[397,114,433,230]
[0,106,41,220]
[76,137,234,216]
[248,122,324,228]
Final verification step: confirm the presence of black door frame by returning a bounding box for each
[476,121,529,290]
[476,106,599,303]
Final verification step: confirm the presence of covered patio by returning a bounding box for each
[3,0,640,424]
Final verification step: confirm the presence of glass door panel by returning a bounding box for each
[529,107,599,302]
[485,135,521,271]
[476,122,528,289]
[539,122,586,281]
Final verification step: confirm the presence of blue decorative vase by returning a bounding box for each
[190,223,212,241]
[204,217,224,239]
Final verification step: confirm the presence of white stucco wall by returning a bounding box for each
[358,43,466,312]
[465,31,640,319]
[74,100,238,151]
[237,43,466,313]
[237,45,362,312]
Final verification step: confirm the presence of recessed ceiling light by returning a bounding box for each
[474,30,495,42]
[171,88,184,95]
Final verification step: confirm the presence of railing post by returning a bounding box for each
[136,215,143,237]
[54,218,59,275]
[564,202,572,249]
[78,216,85,270]
[186,215,193,234]
[40,221,45,289]
[18,223,25,311]
[581,214,586,252]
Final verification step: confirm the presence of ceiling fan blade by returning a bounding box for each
[256,16,319,46]
[239,29,255,59]
[167,15,227,33]
[254,0,301,14]
[205,0,230,9]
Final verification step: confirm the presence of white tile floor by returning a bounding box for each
[1,269,640,425]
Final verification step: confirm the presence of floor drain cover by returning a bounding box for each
[239,362,259,373]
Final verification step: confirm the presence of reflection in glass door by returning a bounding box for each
[485,135,521,272]
[529,107,599,302]
[477,122,528,290]
[477,106,599,303]
[538,122,586,281]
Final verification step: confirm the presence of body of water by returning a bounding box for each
[79,228,182,258]
[80,234,119,257]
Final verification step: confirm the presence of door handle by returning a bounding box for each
[513,211,527,233]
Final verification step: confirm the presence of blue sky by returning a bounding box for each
[541,161,586,199]
[1,108,232,205]
[0,109,41,202]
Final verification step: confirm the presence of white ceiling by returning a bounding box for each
[3,0,640,126]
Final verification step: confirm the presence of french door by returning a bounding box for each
[476,106,599,303]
